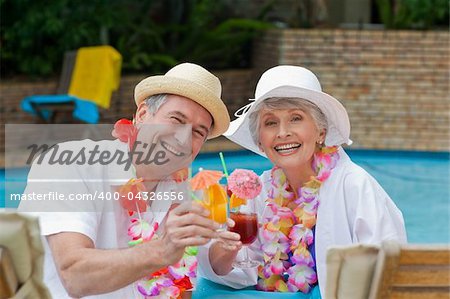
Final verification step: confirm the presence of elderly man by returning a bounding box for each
[20,63,230,298]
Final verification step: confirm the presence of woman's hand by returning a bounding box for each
[215,218,242,251]
[209,218,243,276]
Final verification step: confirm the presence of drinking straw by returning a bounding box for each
[219,152,229,178]
[188,167,202,203]
[219,152,230,218]
[190,191,202,202]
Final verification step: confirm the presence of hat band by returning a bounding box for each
[234,100,255,117]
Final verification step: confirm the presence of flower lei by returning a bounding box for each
[257,146,340,293]
[114,119,196,299]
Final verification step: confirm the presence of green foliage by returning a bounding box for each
[376,0,449,29]
[114,0,272,72]
[1,0,272,78]
[1,0,126,77]
[175,18,272,69]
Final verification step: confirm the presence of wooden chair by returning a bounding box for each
[325,244,380,299]
[56,51,77,94]
[29,51,78,124]
[369,241,450,299]
[324,241,450,299]
[0,213,51,298]
[0,246,18,299]
[22,46,122,124]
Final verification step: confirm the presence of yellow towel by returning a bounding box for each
[68,46,122,109]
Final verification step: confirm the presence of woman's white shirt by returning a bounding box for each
[198,147,407,296]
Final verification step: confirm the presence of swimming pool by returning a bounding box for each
[2,149,449,244]
[192,149,450,244]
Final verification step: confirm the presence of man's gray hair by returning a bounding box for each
[144,94,168,114]
[143,93,214,139]
[248,97,328,145]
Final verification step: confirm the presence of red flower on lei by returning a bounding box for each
[112,118,138,150]
[173,276,193,293]
[151,267,169,277]
[118,177,147,213]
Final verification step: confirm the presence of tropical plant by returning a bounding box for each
[376,0,449,29]
[1,0,126,77]
[114,0,272,72]
[0,0,272,78]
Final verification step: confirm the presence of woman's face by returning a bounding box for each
[258,108,325,171]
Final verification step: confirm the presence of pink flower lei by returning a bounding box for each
[121,177,198,299]
[257,146,340,293]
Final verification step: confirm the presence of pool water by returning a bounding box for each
[192,149,449,244]
[2,149,449,244]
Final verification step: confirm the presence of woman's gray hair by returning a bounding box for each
[248,97,328,145]
[144,94,168,114]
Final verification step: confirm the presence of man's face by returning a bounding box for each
[134,94,213,175]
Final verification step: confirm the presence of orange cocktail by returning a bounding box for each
[202,183,227,225]
[190,169,228,228]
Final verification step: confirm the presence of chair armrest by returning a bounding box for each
[0,246,19,299]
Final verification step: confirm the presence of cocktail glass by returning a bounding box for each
[197,183,228,231]
[229,197,259,268]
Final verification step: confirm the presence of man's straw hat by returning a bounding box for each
[135,63,230,139]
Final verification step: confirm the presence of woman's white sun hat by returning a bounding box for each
[134,63,230,139]
[223,65,352,156]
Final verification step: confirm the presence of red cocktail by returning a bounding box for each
[230,212,258,245]
[226,168,262,268]
[229,201,260,268]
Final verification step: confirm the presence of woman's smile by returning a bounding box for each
[273,142,302,155]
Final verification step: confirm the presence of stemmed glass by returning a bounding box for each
[229,198,259,268]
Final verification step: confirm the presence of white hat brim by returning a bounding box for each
[224,85,352,156]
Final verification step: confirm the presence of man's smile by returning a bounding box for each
[160,140,185,157]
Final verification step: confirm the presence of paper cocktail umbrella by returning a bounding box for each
[228,169,262,199]
[190,169,223,190]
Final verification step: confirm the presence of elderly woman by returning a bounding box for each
[198,65,407,297]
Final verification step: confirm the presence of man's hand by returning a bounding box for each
[46,202,219,297]
[159,201,220,265]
